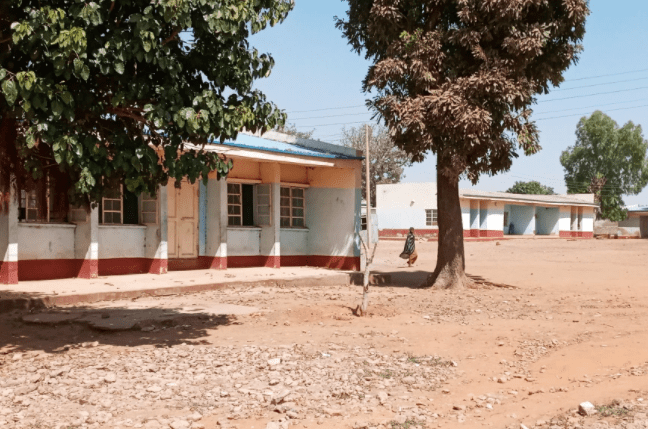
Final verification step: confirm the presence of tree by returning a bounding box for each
[560,111,648,221]
[1,0,292,207]
[506,181,555,195]
[276,123,315,139]
[336,0,589,289]
[340,124,411,207]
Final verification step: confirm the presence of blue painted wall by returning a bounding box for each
[470,208,479,230]
[509,205,535,235]
[536,207,559,235]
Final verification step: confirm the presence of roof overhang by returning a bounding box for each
[459,194,599,208]
[182,142,336,167]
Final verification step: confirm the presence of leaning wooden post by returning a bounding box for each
[359,124,375,316]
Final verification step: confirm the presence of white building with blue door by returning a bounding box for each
[376,182,598,239]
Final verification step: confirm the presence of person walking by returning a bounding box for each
[399,227,418,267]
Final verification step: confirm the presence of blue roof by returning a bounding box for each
[211,134,363,160]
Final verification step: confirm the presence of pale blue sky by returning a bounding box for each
[249,1,648,206]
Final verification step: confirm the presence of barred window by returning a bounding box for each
[227,183,242,226]
[102,186,123,224]
[280,187,305,228]
[256,184,271,226]
[425,209,438,226]
[141,193,158,224]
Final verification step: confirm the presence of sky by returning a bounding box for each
[248,0,648,207]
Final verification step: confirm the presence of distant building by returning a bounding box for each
[376,182,599,239]
[0,132,363,284]
[617,206,648,238]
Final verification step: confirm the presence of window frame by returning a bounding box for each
[101,185,124,225]
[18,173,67,224]
[503,211,509,227]
[227,182,243,227]
[140,192,159,225]
[425,209,438,227]
[280,186,306,228]
[256,184,272,226]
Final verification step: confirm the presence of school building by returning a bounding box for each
[376,182,599,239]
[0,132,363,284]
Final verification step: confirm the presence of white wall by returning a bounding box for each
[582,208,595,233]
[307,187,359,258]
[18,224,76,260]
[484,201,505,231]
[227,228,261,256]
[280,229,309,256]
[98,225,146,259]
[618,217,641,235]
[460,200,470,230]
[559,207,571,232]
[376,183,437,230]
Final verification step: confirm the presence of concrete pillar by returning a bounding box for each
[148,185,168,274]
[77,206,99,279]
[260,163,281,268]
[0,184,18,284]
[205,178,227,269]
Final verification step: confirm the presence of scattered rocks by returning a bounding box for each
[579,401,596,416]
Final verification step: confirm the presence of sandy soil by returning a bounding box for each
[1,238,648,429]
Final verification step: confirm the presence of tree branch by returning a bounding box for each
[163,26,182,46]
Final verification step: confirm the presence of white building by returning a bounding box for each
[376,182,598,239]
[617,206,648,238]
[0,132,363,284]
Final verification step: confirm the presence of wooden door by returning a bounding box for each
[167,179,199,259]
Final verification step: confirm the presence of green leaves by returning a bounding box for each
[1,80,18,105]
[2,0,294,204]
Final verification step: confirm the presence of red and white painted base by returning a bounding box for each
[0,261,18,285]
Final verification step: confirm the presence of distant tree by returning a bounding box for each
[1,0,292,207]
[337,0,589,289]
[560,111,648,221]
[340,124,411,207]
[275,123,315,139]
[506,181,555,195]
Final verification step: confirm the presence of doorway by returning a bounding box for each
[167,179,199,259]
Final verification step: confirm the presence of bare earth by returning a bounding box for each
[1,238,648,429]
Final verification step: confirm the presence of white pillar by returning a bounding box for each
[0,184,18,284]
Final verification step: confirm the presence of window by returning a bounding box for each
[227,183,254,226]
[141,193,158,224]
[503,211,509,227]
[102,187,122,224]
[18,174,69,223]
[256,184,271,226]
[425,209,438,226]
[280,187,305,228]
[361,215,367,231]
[227,183,242,226]
[99,185,139,225]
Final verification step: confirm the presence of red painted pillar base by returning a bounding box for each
[148,259,168,275]
[264,256,280,269]
[78,259,99,279]
[210,257,227,270]
[0,261,18,284]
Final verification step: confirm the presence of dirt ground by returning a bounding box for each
[1,238,648,429]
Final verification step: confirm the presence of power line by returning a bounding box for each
[290,111,372,121]
[539,85,648,102]
[536,103,648,121]
[287,105,366,114]
[554,76,648,92]
[567,67,648,82]
[534,98,646,115]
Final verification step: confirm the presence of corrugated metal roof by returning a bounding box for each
[459,188,598,207]
[627,206,648,213]
[211,134,363,160]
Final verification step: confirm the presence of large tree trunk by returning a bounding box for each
[427,163,468,289]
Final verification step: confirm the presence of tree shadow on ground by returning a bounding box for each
[0,300,242,354]
[369,269,430,289]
